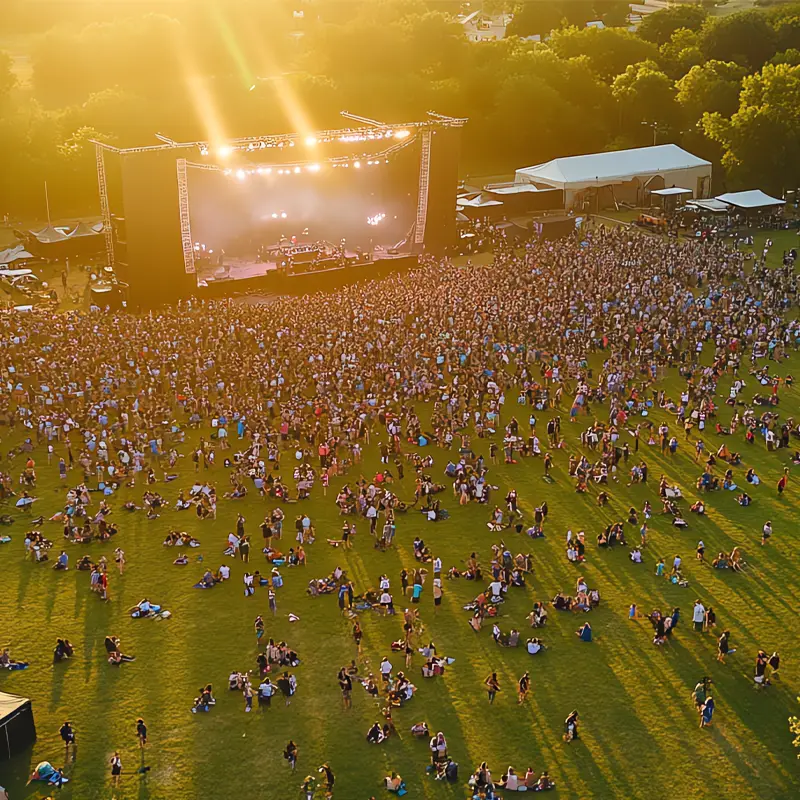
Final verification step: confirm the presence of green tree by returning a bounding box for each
[612,60,680,138]
[637,3,708,46]
[676,60,747,122]
[702,62,800,191]
[548,26,659,79]
[506,1,568,38]
[771,48,800,65]
[698,10,778,70]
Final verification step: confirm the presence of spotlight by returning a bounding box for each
[271,213,278,219]
[354,161,361,169]
[294,166,301,174]
[218,146,232,158]
[236,169,246,181]
[256,168,265,175]
[394,129,410,139]
[280,212,287,219]
[305,136,317,147]
[308,163,320,172]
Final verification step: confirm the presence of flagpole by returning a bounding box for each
[44,181,51,225]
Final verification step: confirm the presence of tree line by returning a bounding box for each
[2,0,800,220]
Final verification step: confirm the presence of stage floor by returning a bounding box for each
[198,250,366,284]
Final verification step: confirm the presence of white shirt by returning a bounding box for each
[218,565,230,580]
[380,660,392,675]
[692,603,705,623]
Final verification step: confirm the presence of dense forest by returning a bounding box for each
[2,0,800,219]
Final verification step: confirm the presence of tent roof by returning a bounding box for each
[68,220,103,238]
[516,144,711,188]
[0,691,29,722]
[688,198,730,213]
[487,184,559,195]
[716,190,785,209]
[30,225,68,243]
[0,245,34,264]
[650,187,692,196]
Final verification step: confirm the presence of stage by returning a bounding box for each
[196,252,419,298]
[196,246,370,285]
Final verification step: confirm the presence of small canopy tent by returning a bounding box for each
[716,190,785,210]
[650,186,692,212]
[687,198,730,213]
[0,691,36,760]
[650,187,692,197]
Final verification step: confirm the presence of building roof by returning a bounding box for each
[716,190,785,210]
[516,144,711,188]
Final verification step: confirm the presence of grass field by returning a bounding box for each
[2,230,800,800]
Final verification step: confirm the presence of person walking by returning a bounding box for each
[484,671,500,704]
[284,739,298,770]
[136,718,147,749]
[110,751,122,787]
[517,671,530,704]
[59,720,75,754]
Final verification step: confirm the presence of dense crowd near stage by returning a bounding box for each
[2,222,798,796]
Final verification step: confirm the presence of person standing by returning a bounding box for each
[243,679,254,712]
[268,587,277,616]
[484,672,500,704]
[692,600,706,632]
[114,547,125,575]
[60,720,75,754]
[338,667,352,709]
[761,520,772,547]
[517,671,530,704]
[319,763,335,794]
[284,739,298,770]
[110,751,122,787]
[433,578,443,614]
[136,718,147,749]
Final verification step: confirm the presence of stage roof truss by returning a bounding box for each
[91,111,466,158]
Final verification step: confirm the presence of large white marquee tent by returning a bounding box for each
[515,144,712,209]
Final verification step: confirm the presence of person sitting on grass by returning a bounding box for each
[576,622,592,642]
[384,771,405,793]
[0,647,28,670]
[526,637,545,655]
[366,721,386,744]
[191,684,216,713]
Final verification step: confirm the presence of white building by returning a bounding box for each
[515,144,712,211]
[459,10,512,42]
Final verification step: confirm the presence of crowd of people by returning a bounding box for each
[1,221,798,795]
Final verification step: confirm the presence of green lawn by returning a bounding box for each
[2,231,800,800]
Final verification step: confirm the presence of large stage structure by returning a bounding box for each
[93,112,465,308]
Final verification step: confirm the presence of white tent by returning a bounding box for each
[716,190,785,210]
[688,198,730,213]
[515,144,712,209]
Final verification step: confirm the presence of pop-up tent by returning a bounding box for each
[0,691,36,760]
[715,190,785,210]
